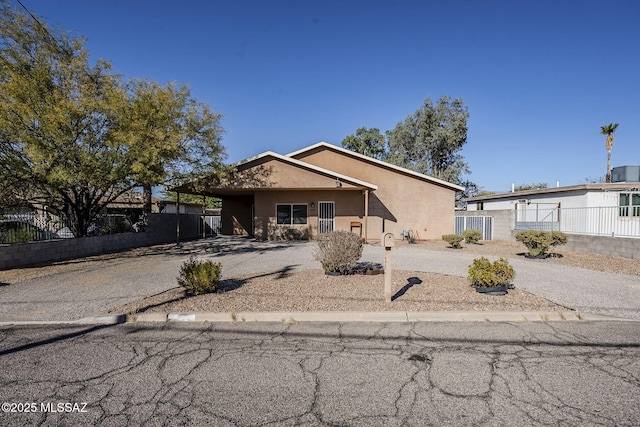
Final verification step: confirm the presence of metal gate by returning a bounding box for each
[318,201,334,234]
[454,215,493,240]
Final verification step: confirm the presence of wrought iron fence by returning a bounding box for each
[515,206,640,238]
[0,210,142,244]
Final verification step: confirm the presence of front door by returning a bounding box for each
[318,201,335,234]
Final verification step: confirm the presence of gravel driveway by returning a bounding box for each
[0,236,638,321]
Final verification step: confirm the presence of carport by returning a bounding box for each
[172,150,377,241]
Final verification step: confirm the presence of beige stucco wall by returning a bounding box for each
[232,157,360,190]
[291,147,457,240]
[253,190,365,240]
[221,196,253,236]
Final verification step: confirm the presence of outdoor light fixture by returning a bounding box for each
[335,178,341,187]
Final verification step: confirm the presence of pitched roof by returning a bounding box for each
[234,150,378,190]
[287,142,465,191]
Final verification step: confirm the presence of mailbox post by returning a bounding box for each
[382,233,394,302]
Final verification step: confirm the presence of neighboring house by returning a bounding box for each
[158,201,205,215]
[465,182,640,238]
[174,142,464,241]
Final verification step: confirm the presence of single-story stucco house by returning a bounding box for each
[176,142,464,241]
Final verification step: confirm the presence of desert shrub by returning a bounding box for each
[551,231,568,247]
[314,230,363,274]
[462,229,483,244]
[467,257,516,287]
[177,256,222,295]
[515,230,567,257]
[442,234,463,249]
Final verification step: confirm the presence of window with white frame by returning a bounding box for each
[619,193,640,217]
[276,204,308,225]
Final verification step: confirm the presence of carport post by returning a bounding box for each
[363,190,369,243]
[202,195,206,239]
[176,191,181,245]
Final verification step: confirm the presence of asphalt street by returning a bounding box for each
[0,237,639,322]
[1,321,639,426]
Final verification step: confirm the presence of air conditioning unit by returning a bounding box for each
[611,166,640,183]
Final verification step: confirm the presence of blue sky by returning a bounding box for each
[19,0,640,192]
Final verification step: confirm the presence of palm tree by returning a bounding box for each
[600,123,619,183]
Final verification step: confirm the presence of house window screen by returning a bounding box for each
[276,204,307,225]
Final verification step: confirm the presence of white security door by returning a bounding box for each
[318,201,335,234]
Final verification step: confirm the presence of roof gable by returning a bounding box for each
[232,151,378,190]
[287,142,465,192]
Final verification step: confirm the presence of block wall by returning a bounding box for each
[0,213,202,269]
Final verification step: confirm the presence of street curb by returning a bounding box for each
[129,310,633,323]
[1,312,633,326]
[0,314,127,326]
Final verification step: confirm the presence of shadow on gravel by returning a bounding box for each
[517,252,564,259]
[392,277,423,301]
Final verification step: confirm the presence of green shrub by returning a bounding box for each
[1,225,35,244]
[515,230,567,257]
[467,257,516,287]
[177,256,222,295]
[314,230,363,274]
[462,229,483,244]
[442,234,463,249]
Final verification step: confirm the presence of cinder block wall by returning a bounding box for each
[508,231,640,260]
[0,214,202,270]
[561,234,640,260]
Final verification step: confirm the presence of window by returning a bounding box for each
[619,193,640,217]
[276,204,308,225]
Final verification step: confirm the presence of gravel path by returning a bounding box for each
[1,237,639,321]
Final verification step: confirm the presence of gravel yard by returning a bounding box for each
[109,238,639,316]
[2,237,637,321]
[115,269,565,315]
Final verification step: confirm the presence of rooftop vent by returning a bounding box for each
[611,166,640,183]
